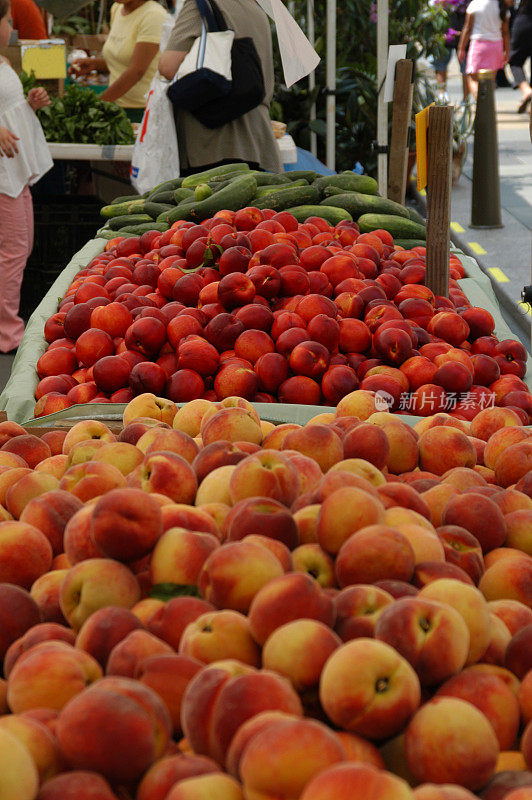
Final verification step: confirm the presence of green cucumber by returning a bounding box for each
[100,199,146,218]
[148,177,183,194]
[320,192,409,220]
[108,214,153,230]
[141,202,174,220]
[254,172,291,186]
[96,229,136,240]
[119,222,169,234]
[322,185,345,198]
[287,205,353,225]
[285,170,318,182]
[173,187,194,204]
[146,189,176,204]
[407,207,427,225]
[313,172,379,196]
[253,184,320,211]
[254,179,308,198]
[181,162,250,188]
[208,169,259,185]
[194,183,213,201]
[187,174,258,221]
[158,202,196,224]
[394,239,427,249]
[111,193,141,204]
[357,213,426,240]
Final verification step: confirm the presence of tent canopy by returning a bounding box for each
[37,0,91,19]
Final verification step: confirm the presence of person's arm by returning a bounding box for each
[99,41,160,102]
[457,12,473,62]
[501,17,510,62]
[0,126,19,158]
[69,56,108,76]
[158,49,187,80]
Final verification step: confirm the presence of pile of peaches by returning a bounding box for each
[0,390,531,799]
[34,207,531,421]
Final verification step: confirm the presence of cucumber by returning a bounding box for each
[146,189,176,204]
[394,239,428,249]
[119,222,169,234]
[254,179,308,198]
[158,202,196,224]
[194,183,213,201]
[96,229,136,240]
[322,185,345,198]
[313,172,379,196]
[111,193,141,204]
[253,184,320,211]
[148,177,183,194]
[407,207,427,225]
[141,202,174,220]
[181,162,250,188]
[108,214,153,230]
[285,170,318,182]
[187,174,258,221]
[254,172,291,186]
[173,187,194,204]
[320,192,409,220]
[287,205,353,225]
[100,199,146,218]
[208,169,259,185]
[358,213,427,240]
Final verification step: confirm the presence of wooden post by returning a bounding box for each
[388,59,413,204]
[425,105,453,298]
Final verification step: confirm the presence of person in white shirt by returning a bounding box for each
[0,0,52,352]
[457,0,510,97]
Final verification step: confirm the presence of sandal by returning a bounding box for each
[517,93,532,113]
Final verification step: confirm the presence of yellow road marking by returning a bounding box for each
[468,241,487,255]
[488,267,509,283]
[451,222,465,233]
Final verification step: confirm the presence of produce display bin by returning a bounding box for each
[1,237,530,425]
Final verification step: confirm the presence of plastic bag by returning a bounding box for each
[130,74,180,194]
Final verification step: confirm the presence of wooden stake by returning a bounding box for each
[388,59,413,204]
[425,105,453,297]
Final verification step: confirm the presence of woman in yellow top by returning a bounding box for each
[70,0,167,122]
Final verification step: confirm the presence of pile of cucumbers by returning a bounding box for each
[97,162,427,247]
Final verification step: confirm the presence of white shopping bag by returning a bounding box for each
[130,74,180,194]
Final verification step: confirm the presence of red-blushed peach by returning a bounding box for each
[317,486,385,555]
[441,492,507,554]
[127,451,198,505]
[418,427,476,476]
[137,427,199,464]
[412,561,475,588]
[462,663,521,695]
[0,434,51,469]
[198,540,284,613]
[239,716,346,800]
[404,697,499,790]
[247,572,335,646]
[377,482,431,519]
[0,520,53,589]
[261,423,302,450]
[489,598,532,635]
[106,629,174,677]
[164,773,244,800]
[336,390,379,420]
[90,440,144,476]
[484,427,531,471]
[504,510,532,556]
[479,555,532,607]
[59,461,126,502]
[0,726,39,800]
[311,468,379,503]
[419,578,492,664]
[135,653,202,735]
[335,731,385,769]
[412,784,480,800]
[0,713,61,784]
[5,472,60,521]
[414,413,470,437]
[7,641,102,712]
[195,465,236,506]
[75,605,144,668]
[494,442,532,488]
[4,622,75,677]
[160,504,220,538]
[179,609,261,666]
[0,467,32,506]
[505,623,532,678]
[441,466,487,492]
[34,455,68,481]
[132,598,165,626]
[0,584,41,661]
[386,523,445,566]
[495,489,532,515]
[150,528,219,587]
[319,637,421,739]
[383,506,435,532]
[65,439,108,469]
[30,569,69,624]
[61,420,116,455]
[374,596,470,686]
[59,558,141,632]
[89,487,163,562]
[195,502,229,538]
[435,671,519,751]
[519,670,532,725]
[293,505,320,544]
[342,423,391,469]
[137,753,222,800]
[19,490,82,556]
[437,525,485,585]
[281,451,323,495]
[55,675,172,783]
[172,399,215,437]
[335,525,416,587]
[146,596,214,651]
[63,505,102,565]
[300,762,415,800]
[334,584,394,641]
[243,534,292,572]
[34,770,118,800]
[281,424,344,473]
[484,547,529,568]
[123,393,178,427]
[200,407,263,446]
[328,457,386,487]
[224,710,299,779]
[261,619,341,692]
[470,406,523,441]
[291,543,335,587]
[421,484,458,528]
[228,450,300,507]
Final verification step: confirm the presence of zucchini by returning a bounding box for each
[313,172,379,196]
[254,179,308,198]
[119,222,169,234]
[287,205,353,225]
[209,169,259,184]
[322,185,345,198]
[358,213,426,240]
[158,201,196,224]
[253,184,320,211]
[142,202,174,220]
[394,239,428,249]
[146,189,176,204]
[173,187,194,204]
[108,214,152,230]
[181,162,250,188]
[285,170,318,182]
[187,174,258,221]
[254,172,291,186]
[320,192,409,220]
[407,207,427,225]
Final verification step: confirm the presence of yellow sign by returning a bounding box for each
[415,103,434,192]
[20,39,66,79]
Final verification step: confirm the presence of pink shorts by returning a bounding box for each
[466,39,504,74]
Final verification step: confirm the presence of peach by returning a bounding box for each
[335,525,416,586]
[106,629,174,677]
[262,619,341,692]
[0,584,41,660]
[317,486,385,555]
[0,714,61,784]
[504,510,532,556]
[422,484,458,528]
[484,427,531,470]
[0,726,39,800]
[494,441,532,488]
[19,489,82,556]
[437,525,485,584]
[0,520,53,589]
[334,731,384,769]
[161,504,223,539]
[137,428,199,464]
[165,773,244,800]
[63,505,102,564]
[518,670,532,724]
[90,487,163,562]
[336,390,379,420]
[281,451,323,495]
[390,523,445,565]
[441,492,507,554]
[319,637,421,739]
[404,697,499,790]
[441,467,487,491]
[172,399,214,437]
[505,623,532,678]
[328,457,386,486]
[4,622,75,677]
[300,762,415,800]
[59,558,141,632]
[479,555,532,607]
[280,424,343,473]
[91,441,144,476]
[137,753,222,800]
[412,560,475,588]
[228,450,300,507]
[342,423,390,469]
[61,420,116,455]
[136,653,202,736]
[248,572,335,646]
[293,505,320,544]
[75,605,144,668]
[494,489,532,515]
[194,465,236,506]
[419,578,492,664]
[123,393,178,426]
[59,461,126,502]
[5,472,60,520]
[34,455,68,481]
[201,407,262,446]
[489,598,532,635]
[382,421,420,474]
[224,496,298,549]
[127,451,198,505]
[179,610,261,666]
[150,528,219,587]
[470,406,523,441]
[377,482,431,519]
[146,596,214,651]
[30,569,69,624]
[55,676,172,783]
[418,427,476,476]
[291,543,334,587]
[334,584,394,641]
[225,710,299,779]
[0,467,31,506]
[0,434,51,469]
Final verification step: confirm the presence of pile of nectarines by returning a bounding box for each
[33,208,531,422]
[0,391,529,798]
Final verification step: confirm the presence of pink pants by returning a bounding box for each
[0,185,33,352]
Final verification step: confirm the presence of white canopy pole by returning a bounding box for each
[307,0,317,156]
[377,0,388,195]
[325,0,336,171]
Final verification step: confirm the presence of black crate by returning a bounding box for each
[20,195,102,321]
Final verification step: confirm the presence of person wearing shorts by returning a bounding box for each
[457,0,510,97]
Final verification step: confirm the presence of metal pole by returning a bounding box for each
[325,0,336,171]
[471,70,503,228]
[307,0,317,156]
[377,0,388,195]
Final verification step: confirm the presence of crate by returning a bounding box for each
[19,195,102,321]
